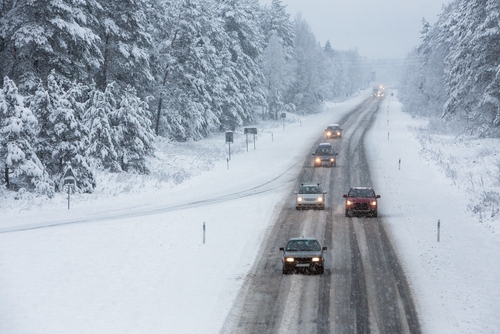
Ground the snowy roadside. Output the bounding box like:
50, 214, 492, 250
367, 93, 500, 333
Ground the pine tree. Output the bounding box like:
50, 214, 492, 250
111, 85, 155, 173
43, 73, 95, 192
0, 76, 44, 190
0, 0, 102, 88
95, 0, 154, 92
85, 83, 119, 171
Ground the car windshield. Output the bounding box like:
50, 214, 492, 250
349, 188, 375, 198
328, 125, 340, 130
285, 239, 321, 252
298, 186, 321, 194
315, 147, 334, 155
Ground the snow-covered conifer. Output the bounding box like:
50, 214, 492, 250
0, 77, 44, 190
111, 85, 155, 173
85, 83, 119, 171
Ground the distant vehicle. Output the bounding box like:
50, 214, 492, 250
325, 124, 342, 139
343, 187, 380, 217
295, 183, 326, 210
312, 143, 338, 167
280, 237, 327, 274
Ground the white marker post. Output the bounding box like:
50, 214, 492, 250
203, 222, 206, 244
437, 220, 440, 242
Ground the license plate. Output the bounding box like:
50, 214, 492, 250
296, 263, 310, 267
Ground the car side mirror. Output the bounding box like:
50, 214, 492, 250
335, 153, 338, 156
343, 194, 347, 198
312, 153, 315, 156
323, 191, 327, 194
279, 247, 284, 251
322, 247, 327, 250
294, 191, 298, 194
376, 195, 381, 198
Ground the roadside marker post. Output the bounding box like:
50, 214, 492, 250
203, 222, 206, 244
437, 220, 440, 242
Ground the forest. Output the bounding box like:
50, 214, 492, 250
0, 0, 371, 195
3, 0, 498, 196
399, 0, 500, 137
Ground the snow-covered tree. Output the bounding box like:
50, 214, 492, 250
85, 83, 119, 171
0, 77, 44, 190
217, 0, 266, 129
35, 73, 95, 192
261, 32, 291, 119
285, 15, 326, 114
261, 0, 294, 60
111, 85, 155, 173
95, 0, 154, 91
0, 0, 102, 89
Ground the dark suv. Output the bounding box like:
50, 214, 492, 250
325, 124, 342, 139
280, 237, 327, 274
312, 143, 338, 167
343, 187, 380, 217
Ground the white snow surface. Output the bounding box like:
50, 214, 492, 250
1, 89, 499, 333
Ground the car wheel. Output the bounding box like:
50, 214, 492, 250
321, 205, 325, 210
373, 210, 378, 217
296, 207, 300, 210
282, 267, 289, 275
345, 209, 350, 217
317, 267, 324, 275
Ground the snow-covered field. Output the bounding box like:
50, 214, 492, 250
1, 89, 499, 333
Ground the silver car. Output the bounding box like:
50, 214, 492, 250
295, 183, 327, 210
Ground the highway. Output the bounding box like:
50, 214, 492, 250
220, 97, 421, 334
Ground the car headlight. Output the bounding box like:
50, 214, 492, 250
297, 197, 303, 202
285, 257, 294, 262
317, 197, 323, 202
330, 158, 335, 162
312, 257, 321, 262
315, 158, 321, 163
337, 132, 341, 135
327, 131, 331, 136
370, 201, 377, 206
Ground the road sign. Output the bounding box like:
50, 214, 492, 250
244, 127, 257, 134
225, 131, 233, 143
281, 113, 286, 119
63, 166, 76, 186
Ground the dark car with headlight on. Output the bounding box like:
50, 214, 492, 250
280, 237, 327, 274
343, 187, 380, 217
294, 183, 326, 210
312, 143, 338, 167
325, 123, 342, 139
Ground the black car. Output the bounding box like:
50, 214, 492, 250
280, 237, 327, 274
312, 143, 338, 167
325, 124, 342, 139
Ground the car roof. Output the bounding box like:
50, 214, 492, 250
318, 143, 333, 147
328, 123, 340, 127
288, 237, 319, 242
350, 186, 374, 190
300, 183, 321, 187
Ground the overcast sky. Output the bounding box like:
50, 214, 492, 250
259, 0, 452, 60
